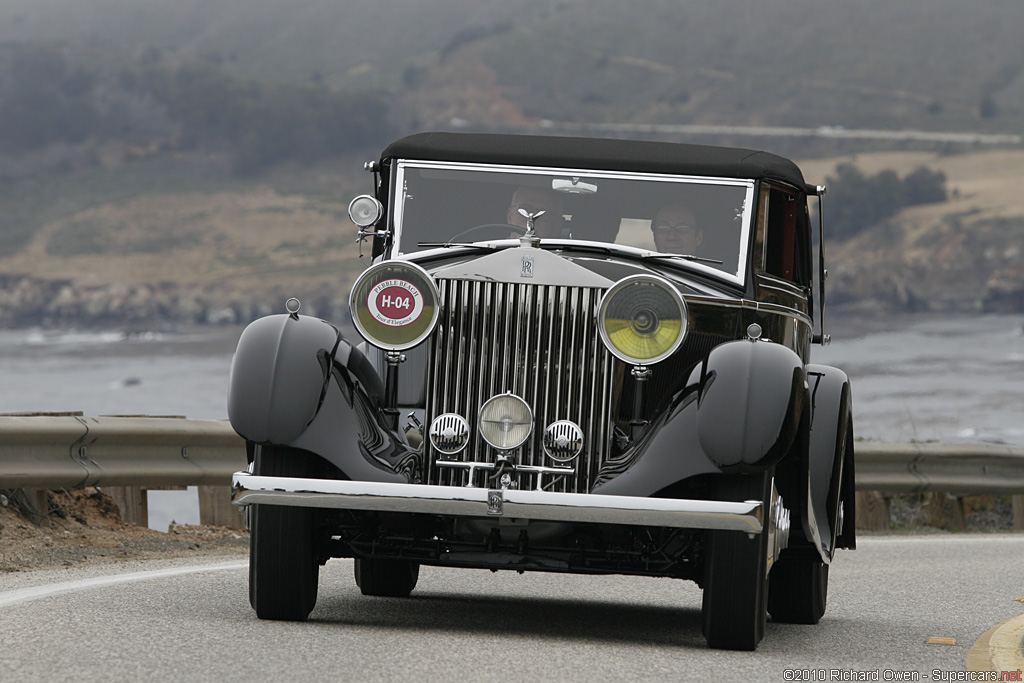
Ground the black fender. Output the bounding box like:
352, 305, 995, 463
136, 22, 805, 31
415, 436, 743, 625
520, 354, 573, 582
695, 339, 805, 472
228, 314, 411, 483
593, 339, 804, 497
805, 363, 856, 554
777, 363, 854, 562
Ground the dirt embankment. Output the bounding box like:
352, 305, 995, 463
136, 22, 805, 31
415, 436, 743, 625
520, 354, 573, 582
0, 488, 248, 573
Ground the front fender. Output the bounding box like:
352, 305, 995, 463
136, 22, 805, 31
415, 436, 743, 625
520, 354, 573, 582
805, 363, 855, 554
592, 339, 805, 497
227, 314, 412, 483
696, 339, 805, 471
228, 314, 340, 444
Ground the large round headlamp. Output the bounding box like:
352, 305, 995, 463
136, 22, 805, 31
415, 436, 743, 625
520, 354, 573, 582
478, 393, 533, 451
598, 275, 687, 365
350, 261, 439, 351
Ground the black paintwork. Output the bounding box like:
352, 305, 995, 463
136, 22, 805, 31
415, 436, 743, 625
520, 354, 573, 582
230, 135, 855, 572
382, 132, 811, 191
228, 313, 414, 484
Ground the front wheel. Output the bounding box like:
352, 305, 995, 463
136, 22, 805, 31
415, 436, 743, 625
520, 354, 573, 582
701, 528, 769, 650
701, 474, 771, 650
248, 445, 321, 621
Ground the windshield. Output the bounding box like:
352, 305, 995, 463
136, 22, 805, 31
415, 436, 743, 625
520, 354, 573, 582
391, 161, 755, 283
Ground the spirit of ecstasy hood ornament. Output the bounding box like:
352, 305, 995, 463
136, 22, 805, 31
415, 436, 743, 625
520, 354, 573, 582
517, 207, 545, 248
518, 208, 545, 238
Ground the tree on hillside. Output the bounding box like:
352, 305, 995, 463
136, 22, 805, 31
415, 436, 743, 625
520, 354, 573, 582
0, 45, 98, 152
0, 43, 394, 173
826, 164, 947, 240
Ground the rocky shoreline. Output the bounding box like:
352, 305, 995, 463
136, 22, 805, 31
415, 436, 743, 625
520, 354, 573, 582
2, 267, 1022, 330
0, 275, 356, 329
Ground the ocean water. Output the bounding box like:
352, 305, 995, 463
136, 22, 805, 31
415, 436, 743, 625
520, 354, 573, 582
0, 326, 241, 531
2, 313, 1023, 528
813, 313, 1024, 447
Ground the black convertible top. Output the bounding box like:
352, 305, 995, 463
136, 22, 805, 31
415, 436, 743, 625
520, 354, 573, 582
381, 132, 810, 190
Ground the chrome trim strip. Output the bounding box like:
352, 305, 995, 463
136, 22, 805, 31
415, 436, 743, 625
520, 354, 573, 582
232, 473, 764, 532
683, 294, 813, 325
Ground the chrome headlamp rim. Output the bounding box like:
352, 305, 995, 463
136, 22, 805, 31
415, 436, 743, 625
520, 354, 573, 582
478, 393, 533, 451
348, 194, 383, 228
349, 260, 440, 351
597, 274, 688, 365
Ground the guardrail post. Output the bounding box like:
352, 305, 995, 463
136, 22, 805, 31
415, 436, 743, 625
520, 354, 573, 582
103, 486, 148, 527
856, 491, 890, 530
32, 489, 50, 522
1014, 495, 1024, 531
198, 485, 244, 528
925, 493, 966, 531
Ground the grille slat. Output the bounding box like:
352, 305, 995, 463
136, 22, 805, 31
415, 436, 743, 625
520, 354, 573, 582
424, 279, 614, 493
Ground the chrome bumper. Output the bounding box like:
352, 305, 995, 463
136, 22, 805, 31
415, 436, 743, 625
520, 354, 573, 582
232, 473, 764, 532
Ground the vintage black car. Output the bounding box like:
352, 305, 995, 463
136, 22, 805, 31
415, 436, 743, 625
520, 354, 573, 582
228, 132, 856, 650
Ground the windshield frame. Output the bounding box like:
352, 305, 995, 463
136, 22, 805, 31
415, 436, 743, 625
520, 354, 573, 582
389, 159, 757, 287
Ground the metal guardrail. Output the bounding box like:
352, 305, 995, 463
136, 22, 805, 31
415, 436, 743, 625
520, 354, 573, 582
2, 416, 1024, 495
0, 415, 245, 489
854, 441, 1024, 495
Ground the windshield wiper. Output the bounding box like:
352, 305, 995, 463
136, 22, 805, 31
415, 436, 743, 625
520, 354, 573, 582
417, 241, 501, 251
644, 253, 724, 265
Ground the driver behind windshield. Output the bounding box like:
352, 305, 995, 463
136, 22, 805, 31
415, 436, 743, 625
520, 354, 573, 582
507, 187, 565, 238
652, 204, 704, 255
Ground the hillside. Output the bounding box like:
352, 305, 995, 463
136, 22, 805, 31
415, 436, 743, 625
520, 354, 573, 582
1, 0, 1023, 326
1, 148, 1022, 328
804, 151, 1024, 314
0, 0, 1022, 134
0, 154, 370, 327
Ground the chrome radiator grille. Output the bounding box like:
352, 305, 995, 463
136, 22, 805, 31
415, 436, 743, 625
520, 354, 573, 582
423, 279, 614, 493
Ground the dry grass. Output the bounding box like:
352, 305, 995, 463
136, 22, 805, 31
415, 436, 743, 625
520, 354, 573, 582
0, 187, 365, 296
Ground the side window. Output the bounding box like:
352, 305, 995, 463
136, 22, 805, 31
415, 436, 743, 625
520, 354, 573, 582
756, 184, 809, 287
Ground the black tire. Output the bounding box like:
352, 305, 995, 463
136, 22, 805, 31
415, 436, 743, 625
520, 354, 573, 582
354, 558, 420, 597
248, 445, 320, 621
767, 398, 847, 625
768, 557, 828, 624
701, 474, 771, 651
702, 528, 769, 650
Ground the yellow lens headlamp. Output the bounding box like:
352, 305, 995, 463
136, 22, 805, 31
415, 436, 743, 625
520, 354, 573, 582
598, 275, 687, 365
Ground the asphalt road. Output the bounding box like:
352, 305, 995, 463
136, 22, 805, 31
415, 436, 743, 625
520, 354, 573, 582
2, 534, 1023, 682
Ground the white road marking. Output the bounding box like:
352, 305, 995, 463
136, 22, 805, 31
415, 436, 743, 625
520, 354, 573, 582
0, 560, 247, 608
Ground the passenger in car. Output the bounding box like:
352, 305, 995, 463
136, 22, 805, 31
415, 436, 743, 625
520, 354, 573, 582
507, 187, 565, 238
652, 204, 704, 255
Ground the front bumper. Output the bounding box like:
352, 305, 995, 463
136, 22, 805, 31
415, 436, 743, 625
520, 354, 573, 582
232, 473, 764, 532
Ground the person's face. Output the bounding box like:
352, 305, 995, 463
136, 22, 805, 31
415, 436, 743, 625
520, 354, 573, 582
508, 188, 564, 238
652, 205, 703, 254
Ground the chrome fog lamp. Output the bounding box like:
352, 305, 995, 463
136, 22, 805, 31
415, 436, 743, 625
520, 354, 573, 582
348, 194, 383, 227
350, 261, 440, 351
428, 413, 471, 456
542, 420, 584, 463
478, 393, 533, 451
598, 275, 687, 365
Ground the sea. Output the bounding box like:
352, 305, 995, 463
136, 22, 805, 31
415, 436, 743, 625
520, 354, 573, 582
2, 312, 1023, 529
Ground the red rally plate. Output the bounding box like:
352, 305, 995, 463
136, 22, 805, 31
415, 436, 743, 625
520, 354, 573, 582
366, 279, 424, 327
